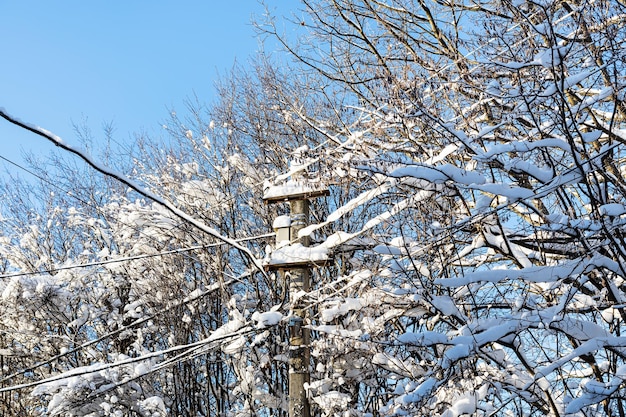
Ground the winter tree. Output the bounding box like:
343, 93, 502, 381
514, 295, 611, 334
1, 0, 626, 416
258, 0, 626, 415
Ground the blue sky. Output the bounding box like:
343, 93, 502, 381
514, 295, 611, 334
0, 1, 292, 177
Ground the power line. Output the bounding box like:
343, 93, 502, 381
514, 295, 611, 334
0, 152, 278, 384
0, 153, 106, 210
0, 152, 194, 258
0, 321, 262, 394
0, 140, 284, 387
0, 232, 275, 280
0, 151, 280, 279
0, 274, 238, 385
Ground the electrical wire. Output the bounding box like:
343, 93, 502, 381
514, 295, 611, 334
0, 273, 240, 386
0, 232, 275, 280
0, 149, 279, 277
0, 129, 291, 277
0, 154, 277, 387
0, 154, 114, 214
0, 321, 262, 394
0, 154, 279, 384
0, 152, 196, 258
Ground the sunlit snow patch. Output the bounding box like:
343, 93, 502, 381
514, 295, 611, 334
266, 243, 330, 267
252, 310, 283, 328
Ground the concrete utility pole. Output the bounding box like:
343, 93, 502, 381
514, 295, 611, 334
264, 176, 329, 417
288, 198, 311, 417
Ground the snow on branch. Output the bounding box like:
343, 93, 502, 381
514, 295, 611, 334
4, 324, 257, 395
0, 107, 268, 278
434, 253, 619, 287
